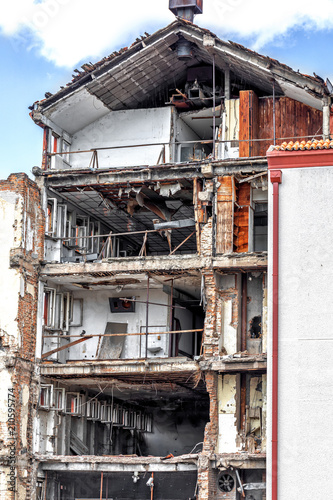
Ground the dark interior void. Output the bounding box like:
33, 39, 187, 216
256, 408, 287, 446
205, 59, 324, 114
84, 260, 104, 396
63, 380, 209, 457
45, 471, 197, 500
253, 203, 267, 252
70, 399, 208, 457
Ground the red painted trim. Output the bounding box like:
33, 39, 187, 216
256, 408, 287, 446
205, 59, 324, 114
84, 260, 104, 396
267, 149, 333, 169
53, 135, 58, 153
270, 169, 281, 500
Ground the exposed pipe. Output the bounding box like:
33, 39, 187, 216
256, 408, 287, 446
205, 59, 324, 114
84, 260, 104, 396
272, 81, 276, 146
270, 169, 282, 500
151, 472, 154, 500
100, 472, 104, 500
322, 96, 331, 140
145, 275, 150, 358
168, 279, 174, 357
241, 273, 247, 352
106, 475, 108, 500
212, 53, 216, 159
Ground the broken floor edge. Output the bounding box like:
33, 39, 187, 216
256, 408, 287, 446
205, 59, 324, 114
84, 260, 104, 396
36, 452, 266, 471
40, 252, 268, 277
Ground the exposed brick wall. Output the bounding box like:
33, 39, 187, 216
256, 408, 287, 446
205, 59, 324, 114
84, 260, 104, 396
0, 174, 44, 500
202, 372, 218, 455
197, 454, 218, 500
202, 271, 218, 358
200, 217, 213, 256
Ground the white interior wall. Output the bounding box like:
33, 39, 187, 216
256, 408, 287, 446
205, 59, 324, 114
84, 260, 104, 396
0, 191, 23, 346
70, 107, 172, 169
67, 289, 169, 360
217, 374, 241, 453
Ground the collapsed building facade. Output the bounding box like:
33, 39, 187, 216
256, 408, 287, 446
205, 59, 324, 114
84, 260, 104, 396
0, 3, 331, 499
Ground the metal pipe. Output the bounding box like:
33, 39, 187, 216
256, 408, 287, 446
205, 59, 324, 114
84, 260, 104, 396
212, 53, 216, 159
176, 7, 194, 22
100, 472, 104, 500
224, 68, 230, 100
323, 96, 331, 140
273, 81, 276, 146
150, 472, 154, 500
169, 279, 174, 357
145, 276, 150, 358
106, 475, 108, 500
241, 273, 247, 352
270, 169, 282, 500
42, 328, 204, 339
46, 133, 325, 157
119, 297, 187, 310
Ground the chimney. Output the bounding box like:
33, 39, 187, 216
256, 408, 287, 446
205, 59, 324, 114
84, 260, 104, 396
169, 0, 203, 23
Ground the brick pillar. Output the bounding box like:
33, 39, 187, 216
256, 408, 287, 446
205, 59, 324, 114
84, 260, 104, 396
198, 372, 219, 499
202, 271, 219, 358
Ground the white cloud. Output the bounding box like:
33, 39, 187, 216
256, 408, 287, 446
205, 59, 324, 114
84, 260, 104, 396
199, 0, 333, 50
1, 0, 333, 68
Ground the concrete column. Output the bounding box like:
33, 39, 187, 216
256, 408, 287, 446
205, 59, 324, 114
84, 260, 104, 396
322, 96, 331, 139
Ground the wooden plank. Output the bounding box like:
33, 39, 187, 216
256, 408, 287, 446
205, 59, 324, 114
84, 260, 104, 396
216, 176, 234, 254
239, 90, 259, 157
257, 96, 323, 155
41, 336, 93, 359
234, 183, 251, 253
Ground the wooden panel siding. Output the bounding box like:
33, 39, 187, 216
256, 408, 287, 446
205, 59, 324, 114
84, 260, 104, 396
216, 176, 235, 254
257, 96, 323, 156
239, 90, 259, 157
234, 183, 251, 253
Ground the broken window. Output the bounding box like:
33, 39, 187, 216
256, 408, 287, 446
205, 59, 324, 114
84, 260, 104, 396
86, 399, 101, 421
43, 288, 73, 331
46, 198, 57, 237
39, 384, 53, 409
62, 139, 70, 164
53, 387, 66, 412
66, 393, 85, 416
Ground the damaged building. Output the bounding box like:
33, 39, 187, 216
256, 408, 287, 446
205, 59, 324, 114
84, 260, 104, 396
0, 1, 332, 499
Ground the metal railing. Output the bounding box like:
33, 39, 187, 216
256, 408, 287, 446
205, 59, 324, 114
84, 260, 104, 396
45, 134, 324, 171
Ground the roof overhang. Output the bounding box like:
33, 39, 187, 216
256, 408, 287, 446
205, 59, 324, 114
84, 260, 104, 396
31, 20, 328, 135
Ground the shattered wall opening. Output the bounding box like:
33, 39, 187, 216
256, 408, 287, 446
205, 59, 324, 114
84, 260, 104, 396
39, 272, 204, 363
44, 179, 197, 264
36, 374, 209, 458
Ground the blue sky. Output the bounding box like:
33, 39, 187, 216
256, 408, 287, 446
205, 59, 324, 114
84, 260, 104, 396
1, 0, 333, 179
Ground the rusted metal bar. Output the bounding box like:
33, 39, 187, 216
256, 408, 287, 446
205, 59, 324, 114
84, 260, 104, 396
241, 273, 247, 352
139, 232, 148, 257
273, 81, 276, 146
240, 373, 247, 443
49, 227, 186, 242
169, 231, 195, 255
119, 297, 186, 310
95, 335, 102, 358
47, 133, 325, 158
100, 472, 103, 500
151, 472, 154, 500
41, 335, 93, 359
42, 329, 203, 339
145, 276, 150, 358
43, 471, 47, 500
